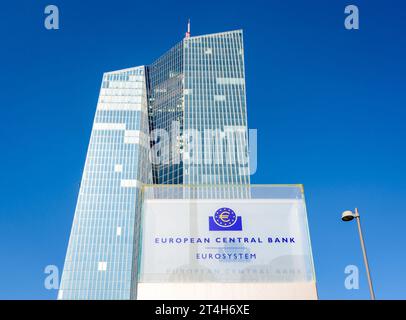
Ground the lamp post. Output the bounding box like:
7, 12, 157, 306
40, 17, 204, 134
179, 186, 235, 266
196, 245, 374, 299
341, 208, 375, 300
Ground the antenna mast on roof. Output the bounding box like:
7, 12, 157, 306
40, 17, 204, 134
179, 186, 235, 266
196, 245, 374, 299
185, 19, 191, 38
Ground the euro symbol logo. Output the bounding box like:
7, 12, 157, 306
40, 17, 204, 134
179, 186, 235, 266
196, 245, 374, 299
209, 207, 242, 231
219, 212, 230, 223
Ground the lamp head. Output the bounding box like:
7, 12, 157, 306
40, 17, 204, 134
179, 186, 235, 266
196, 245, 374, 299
342, 210, 355, 222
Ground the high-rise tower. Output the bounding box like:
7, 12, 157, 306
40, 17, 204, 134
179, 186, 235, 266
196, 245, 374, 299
58, 66, 152, 299
59, 29, 250, 299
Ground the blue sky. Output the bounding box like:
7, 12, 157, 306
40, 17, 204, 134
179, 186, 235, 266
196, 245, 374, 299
0, 0, 405, 299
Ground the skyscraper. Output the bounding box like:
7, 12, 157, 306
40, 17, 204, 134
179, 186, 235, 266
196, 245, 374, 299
59, 29, 250, 300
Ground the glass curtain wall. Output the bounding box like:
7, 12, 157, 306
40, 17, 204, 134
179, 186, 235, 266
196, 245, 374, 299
58, 66, 152, 300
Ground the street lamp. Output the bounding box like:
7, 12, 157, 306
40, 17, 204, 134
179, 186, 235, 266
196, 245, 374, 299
341, 208, 375, 300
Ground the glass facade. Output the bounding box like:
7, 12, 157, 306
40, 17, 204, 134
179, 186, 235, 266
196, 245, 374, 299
59, 30, 251, 299
58, 66, 152, 299
183, 30, 250, 186
147, 42, 184, 184
147, 30, 250, 187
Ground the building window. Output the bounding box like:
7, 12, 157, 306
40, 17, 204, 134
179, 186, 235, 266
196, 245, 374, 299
98, 261, 107, 271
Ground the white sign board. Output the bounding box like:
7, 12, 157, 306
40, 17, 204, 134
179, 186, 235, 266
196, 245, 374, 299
138, 198, 317, 299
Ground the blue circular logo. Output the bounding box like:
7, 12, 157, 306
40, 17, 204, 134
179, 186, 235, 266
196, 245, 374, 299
213, 207, 237, 228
